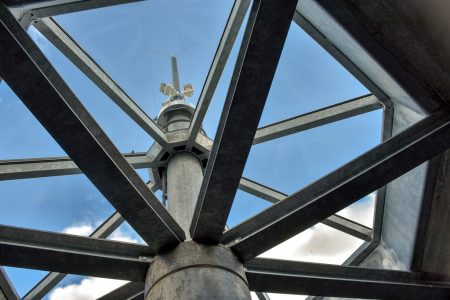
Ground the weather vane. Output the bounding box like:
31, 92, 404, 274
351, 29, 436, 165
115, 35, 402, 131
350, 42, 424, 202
159, 56, 194, 101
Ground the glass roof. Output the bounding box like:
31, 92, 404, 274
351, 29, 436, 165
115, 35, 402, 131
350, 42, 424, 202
0, 0, 386, 298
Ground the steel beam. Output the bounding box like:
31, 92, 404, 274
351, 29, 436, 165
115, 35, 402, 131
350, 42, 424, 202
0, 152, 154, 181
239, 177, 371, 241
0, 267, 19, 300
245, 258, 450, 299
7, 0, 144, 19
0, 3, 185, 251
190, 0, 297, 243
97, 282, 144, 300
0, 225, 152, 281
223, 109, 450, 261
33, 17, 170, 150
187, 0, 250, 147
253, 94, 382, 144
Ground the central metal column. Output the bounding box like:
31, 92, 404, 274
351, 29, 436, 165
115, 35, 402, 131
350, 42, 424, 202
146, 59, 251, 300
166, 151, 203, 237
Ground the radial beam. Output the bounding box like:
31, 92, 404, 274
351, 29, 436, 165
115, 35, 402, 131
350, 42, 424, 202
253, 94, 382, 145
246, 258, 450, 299
33, 17, 170, 149
0, 3, 185, 250
239, 177, 371, 241
97, 282, 144, 300
7, 0, 144, 19
190, 0, 297, 243
0, 152, 154, 181
0, 267, 19, 300
0, 225, 152, 281
223, 109, 450, 261
187, 0, 250, 147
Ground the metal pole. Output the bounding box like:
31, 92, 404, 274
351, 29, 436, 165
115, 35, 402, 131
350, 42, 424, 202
171, 56, 181, 93
166, 151, 203, 238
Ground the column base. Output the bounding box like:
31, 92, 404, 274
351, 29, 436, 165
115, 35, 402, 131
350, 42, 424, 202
145, 241, 251, 300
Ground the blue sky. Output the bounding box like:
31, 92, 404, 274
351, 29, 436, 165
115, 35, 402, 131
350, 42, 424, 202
0, 0, 382, 298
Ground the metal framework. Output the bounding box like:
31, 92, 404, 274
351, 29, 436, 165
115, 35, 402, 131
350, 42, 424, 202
0, 0, 449, 299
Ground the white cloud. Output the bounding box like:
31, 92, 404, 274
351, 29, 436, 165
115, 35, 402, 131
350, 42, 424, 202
63, 224, 93, 236
109, 229, 139, 243
49, 277, 128, 300
62, 222, 139, 243
51, 222, 139, 300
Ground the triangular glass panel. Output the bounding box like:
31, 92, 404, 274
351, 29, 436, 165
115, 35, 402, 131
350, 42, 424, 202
259, 21, 369, 127
51, 0, 234, 121
107, 221, 145, 245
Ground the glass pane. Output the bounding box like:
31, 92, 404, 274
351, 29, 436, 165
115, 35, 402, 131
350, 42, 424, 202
0, 174, 115, 233
0, 81, 66, 159
227, 190, 271, 228
244, 110, 383, 195
3, 267, 46, 298
259, 223, 365, 265
259, 21, 369, 127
